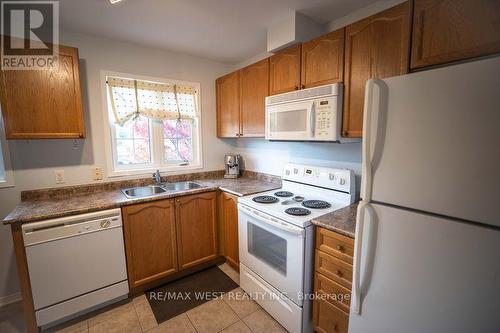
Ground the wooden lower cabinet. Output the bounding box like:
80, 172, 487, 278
176, 191, 218, 270
221, 192, 239, 269
313, 227, 355, 333
313, 298, 349, 333
122, 199, 178, 288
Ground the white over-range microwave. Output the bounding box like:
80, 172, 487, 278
265, 83, 349, 142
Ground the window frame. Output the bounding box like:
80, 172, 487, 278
100, 70, 203, 178
0, 108, 14, 188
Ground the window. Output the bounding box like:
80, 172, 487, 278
102, 72, 202, 176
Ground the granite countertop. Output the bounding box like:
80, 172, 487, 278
312, 202, 359, 238
3, 176, 281, 225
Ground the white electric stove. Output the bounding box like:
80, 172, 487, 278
238, 163, 356, 333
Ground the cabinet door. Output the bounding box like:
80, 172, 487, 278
313, 297, 349, 333
221, 192, 239, 269
216, 71, 240, 138
343, 2, 411, 138
240, 58, 269, 137
176, 191, 218, 270
301, 28, 345, 89
122, 200, 178, 288
411, 0, 500, 69
269, 44, 301, 95
0, 45, 85, 139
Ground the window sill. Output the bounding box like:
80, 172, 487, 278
107, 164, 203, 178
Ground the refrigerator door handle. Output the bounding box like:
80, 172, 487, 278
361, 78, 383, 201
352, 200, 375, 315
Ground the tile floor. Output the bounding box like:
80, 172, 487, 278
0, 263, 288, 333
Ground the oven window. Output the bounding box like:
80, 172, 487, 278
247, 222, 287, 275
269, 109, 307, 132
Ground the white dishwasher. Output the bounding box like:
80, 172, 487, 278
22, 208, 129, 327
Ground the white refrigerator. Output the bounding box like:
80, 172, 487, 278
349, 56, 500, 333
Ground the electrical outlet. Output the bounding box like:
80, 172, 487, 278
92, 167, 103, 181
55, 170, 65, 184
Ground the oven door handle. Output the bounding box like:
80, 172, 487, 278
238, 204, 304, 236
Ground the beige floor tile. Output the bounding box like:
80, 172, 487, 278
0, 301, 26, 333
243, 309, 287, 333
186, 298, 239, 333
220, 320, 252, 333
87, 301, 134, 327
222, 288, 260, 319
218, 263, 240, 284
146, 314, 196, 333
48, 318, 89, 333
88, 304, 141, 333
132, 295, 158, 331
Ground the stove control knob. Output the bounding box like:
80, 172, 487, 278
340, 178, 346, 185
293, 168, 299, 174
286, 170, 290, 176
329, 173, 335, 180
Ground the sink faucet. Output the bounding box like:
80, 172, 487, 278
153, 170, 162, 185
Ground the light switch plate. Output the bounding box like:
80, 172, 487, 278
92, 167, 103, 181
55, 170, 65, 184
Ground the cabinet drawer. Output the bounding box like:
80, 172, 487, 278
313, 298, 349, 333
315, 250, 352, 290
316, 227, 354, 264
314, 272, 351, 314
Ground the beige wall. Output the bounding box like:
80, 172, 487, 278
0, 31, 233, 301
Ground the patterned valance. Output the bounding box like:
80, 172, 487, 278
107, 77, 198, 125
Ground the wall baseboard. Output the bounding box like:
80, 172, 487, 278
0, 292, 22, 307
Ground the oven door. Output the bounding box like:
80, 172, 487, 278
265, 100, 314, 140
238, 203, 305, 306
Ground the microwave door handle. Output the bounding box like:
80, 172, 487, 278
309, 102, 316, 137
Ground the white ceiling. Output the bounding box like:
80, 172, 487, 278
60, 0, 378, 64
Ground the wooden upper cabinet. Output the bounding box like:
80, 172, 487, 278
240, 58, 269, 137
216, 71, 240, 137
343, 1, 411, 138
122, 200, 178, 288
411, 0, 500, 69
221, 192, 239, 269
301, 28, 345, 89
0, 44, 85, 139
269, 44, 301, 95
175, 191, 218, 270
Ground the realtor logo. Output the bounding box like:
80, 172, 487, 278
1, 0, 59, 70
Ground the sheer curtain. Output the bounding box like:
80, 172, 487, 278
107, 77, 198, 125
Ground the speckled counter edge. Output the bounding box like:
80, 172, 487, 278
311, 202, 359, 238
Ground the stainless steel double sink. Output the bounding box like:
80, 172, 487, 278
121, 181, 204, 199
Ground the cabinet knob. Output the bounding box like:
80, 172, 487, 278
294, 85, 299, 90
236, 133, 240, 137
336, 245, 344, 252
301, 84, 305, 89
335, 270, 342, 277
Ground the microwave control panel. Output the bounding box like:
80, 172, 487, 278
313, 97, 338, 140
